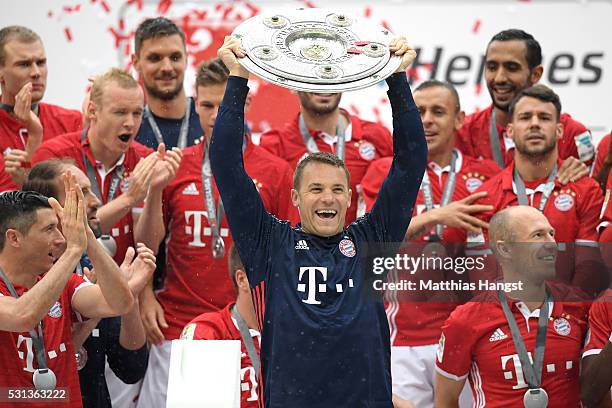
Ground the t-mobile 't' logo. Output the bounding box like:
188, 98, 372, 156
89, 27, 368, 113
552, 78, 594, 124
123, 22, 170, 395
297, 267, 328, 305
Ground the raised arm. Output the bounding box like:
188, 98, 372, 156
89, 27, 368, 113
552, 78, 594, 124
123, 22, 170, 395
209, 36, 275, 271
368, 39, 427, 243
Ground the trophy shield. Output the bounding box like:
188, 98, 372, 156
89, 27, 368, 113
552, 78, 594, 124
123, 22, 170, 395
232, 8, 402, 92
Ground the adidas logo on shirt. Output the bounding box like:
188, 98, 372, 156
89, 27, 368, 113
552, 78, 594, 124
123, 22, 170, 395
489, 328, 508, 342
182, 182, 199, 196
295, 240, 309, 250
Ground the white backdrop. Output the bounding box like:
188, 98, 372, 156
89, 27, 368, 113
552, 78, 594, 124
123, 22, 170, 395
2, 0, 610, 142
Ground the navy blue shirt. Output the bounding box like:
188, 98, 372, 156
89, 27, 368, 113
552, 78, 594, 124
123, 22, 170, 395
135, 97, 203, 149
210, 74, 426, 408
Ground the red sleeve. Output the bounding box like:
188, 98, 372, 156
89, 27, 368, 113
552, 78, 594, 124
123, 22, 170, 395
583, 291, 612, 356
436, 304, 477, 380
31, 141, 64, 164
558, 113, 594, 164
361, 121, 393, 157
593, 134, 610, 177
577, 179, 604, 242
360, 158, 392, 212
67, 274, 93, 323
277, 161, 298, 224
258, 129, 282, 156
0, 156, 18, 192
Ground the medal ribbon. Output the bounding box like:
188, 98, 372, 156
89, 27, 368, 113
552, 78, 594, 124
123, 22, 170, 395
420, 150, 459, 238
513, 164, 557, 212
489, 109, 506, 167
80, 128, 125, 204
498, 289, 551, 390
201, 142, 225, 257
231, 305, 261, 380
298, 113, 347, 161
0, 268, 50, 372
144, 98, 191, 149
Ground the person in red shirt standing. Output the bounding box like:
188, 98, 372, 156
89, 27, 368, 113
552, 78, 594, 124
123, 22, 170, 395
180, 245, 260, 407
135, 58, 293, 408
580, 288, 612, 407
468, 84, 605, 298
31, 68, 180, 266
435, 206, 589, 408
259, 79, 393, 224
457, 29, 593, 173
361, 80, 497, 408
0, 26, 82, 191
0, 175, 138, 407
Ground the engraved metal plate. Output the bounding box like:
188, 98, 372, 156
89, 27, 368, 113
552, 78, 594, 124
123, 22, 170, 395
232, 8, 401, 92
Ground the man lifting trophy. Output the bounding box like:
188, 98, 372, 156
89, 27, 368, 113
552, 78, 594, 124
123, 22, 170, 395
172, 8, 425, 408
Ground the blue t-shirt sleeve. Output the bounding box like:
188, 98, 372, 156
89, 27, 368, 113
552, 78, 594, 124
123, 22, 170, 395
209, 76, 278, 287
364, 73, 427, 243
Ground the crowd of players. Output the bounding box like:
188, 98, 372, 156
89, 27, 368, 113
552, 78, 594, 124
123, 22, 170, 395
0, 14, 610, 408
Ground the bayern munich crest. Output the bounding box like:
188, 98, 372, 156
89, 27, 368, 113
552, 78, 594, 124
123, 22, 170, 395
465, 177, 483, 193
358, 141, 376, 161
553, 317, 571, 336
554, 193, 575, 212
339, 239, 356, 257
48, 301, 62, 318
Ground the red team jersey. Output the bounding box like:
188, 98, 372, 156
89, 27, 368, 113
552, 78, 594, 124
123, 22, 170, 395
31, 131, 153, 264
259, 110, 393, 223
361, 150, 500, 346
592, 133, 611, 178
0, 103, 82, 192
583, 289, 612, 357
0, 274, 91, 408
436, 284, 589, 408
181, 304, 260, 407
159, 139, 293, 339
456, 105, 594, 166
470, 160, 603, 290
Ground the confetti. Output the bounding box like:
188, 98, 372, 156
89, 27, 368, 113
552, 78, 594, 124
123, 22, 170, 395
157, 0, 172, 15
64, 27, 73, 42
222, 5, 234, 21
100, 0, 110, 12
349, 104, 361, 116
126, 0, 143, 10
475, 83, 482, 95
364, 6, 372, 18
245, 2, 259, 16
472, 19, 481, 34
47, 10, 53, 17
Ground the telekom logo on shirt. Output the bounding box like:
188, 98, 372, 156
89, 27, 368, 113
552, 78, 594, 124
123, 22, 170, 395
500, 353, 575, 389
297, 267, 328, 305
184, 211, 229, 247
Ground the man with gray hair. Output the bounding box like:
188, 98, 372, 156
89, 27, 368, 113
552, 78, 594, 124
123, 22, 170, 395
0, 25, 82, 191
435, 205, 589, 407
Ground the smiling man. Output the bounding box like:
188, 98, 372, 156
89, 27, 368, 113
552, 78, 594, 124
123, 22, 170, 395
132, 17, 202, 150
435, 206, 590, 408
0, 25, 82, 192
211, 36, 426, 407
468, 84, 604, 297
456, 29, 593, 170
30, 68, 161, 265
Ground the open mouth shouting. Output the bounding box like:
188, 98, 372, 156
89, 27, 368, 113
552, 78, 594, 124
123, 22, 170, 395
118, 133, 132, 143
315, 209, 338, 221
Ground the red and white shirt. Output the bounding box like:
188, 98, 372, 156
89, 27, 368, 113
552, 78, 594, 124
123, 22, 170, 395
0, 103, 82, 192
598, 171, 612, 241
159, 139, 293, 339
456, 105, 594, 167
31, 131, 153, 264
592, 133, 611, 177
181, 303, 260, 407
583, 288, 612, 358
259, 110, 393, 224
360, 150, 500, 346
0, 274, 91, 408
436, 284, 589, 408
469, 160, 603, 290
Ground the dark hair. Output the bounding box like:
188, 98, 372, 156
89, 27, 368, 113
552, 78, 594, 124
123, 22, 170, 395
415, 79, 461, 111
196, 58, 229, 89
488, 29, 542, 70
228, 245, 245, 290
293, 152, 350, 190
0, 191, 51, 251
508, 84, 562, 122
0, 25, 41, 66
134, 17, 185, 56
595, 132, 612, 192
22, 159, 75, 200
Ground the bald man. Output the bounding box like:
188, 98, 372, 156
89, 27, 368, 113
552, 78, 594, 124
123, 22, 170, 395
435, 206, 589, 408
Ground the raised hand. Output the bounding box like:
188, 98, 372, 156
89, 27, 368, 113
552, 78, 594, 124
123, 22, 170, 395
124, 152, 158, 206
431, 191, 493, 234
49, 171, 88, 254
389, 36, 417, 72
150, 143, 183, 191
218, 35, 249, 78
14, 83, 43, 140
120, 243, 156, 296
